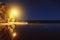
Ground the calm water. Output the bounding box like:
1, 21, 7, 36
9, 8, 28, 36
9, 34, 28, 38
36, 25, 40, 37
15, 24, 60, 40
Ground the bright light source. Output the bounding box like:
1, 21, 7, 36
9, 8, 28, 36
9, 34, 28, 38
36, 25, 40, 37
13, 10, 17, 15
7, 6, 20, 19
10, 8, 18, 18
13, 32, 16, 37
7, 7, 20, 22
7, 3, 26, 21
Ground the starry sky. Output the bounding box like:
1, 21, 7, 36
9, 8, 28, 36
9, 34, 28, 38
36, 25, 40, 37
1, 0, 60, 20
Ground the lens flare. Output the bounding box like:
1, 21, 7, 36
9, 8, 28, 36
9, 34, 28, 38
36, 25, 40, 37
7, 3, 26, 20
13, 10, 17, 15
8, 8, 19, 18
13, 32, 16, 37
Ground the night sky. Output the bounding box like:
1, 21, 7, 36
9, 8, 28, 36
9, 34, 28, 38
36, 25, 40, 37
22, 0, 60, 20
1, 0, 60, 20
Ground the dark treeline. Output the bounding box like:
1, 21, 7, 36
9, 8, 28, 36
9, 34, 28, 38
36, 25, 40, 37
18, 20, 60, 23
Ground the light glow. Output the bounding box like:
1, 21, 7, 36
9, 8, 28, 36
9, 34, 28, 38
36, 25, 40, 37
12, 10, 17, 16
9, 8, 19, 18
13, 32, 16, 37
0, 22, 28, 25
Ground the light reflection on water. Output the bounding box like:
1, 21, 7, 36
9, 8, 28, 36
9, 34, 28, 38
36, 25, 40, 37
15, 24, 60, 40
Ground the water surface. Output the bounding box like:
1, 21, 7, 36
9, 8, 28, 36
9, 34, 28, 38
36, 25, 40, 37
15, 24, 60, 40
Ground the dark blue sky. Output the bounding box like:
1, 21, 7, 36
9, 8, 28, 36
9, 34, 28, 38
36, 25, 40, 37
1, 0, 60, 20
23, 0, 60, 20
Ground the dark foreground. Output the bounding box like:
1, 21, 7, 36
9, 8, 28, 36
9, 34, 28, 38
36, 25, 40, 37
14, 24, 60, 40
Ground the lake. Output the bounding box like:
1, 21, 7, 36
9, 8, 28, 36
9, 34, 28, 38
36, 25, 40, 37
15, 24, 60, 40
